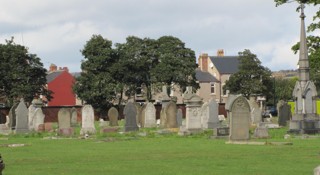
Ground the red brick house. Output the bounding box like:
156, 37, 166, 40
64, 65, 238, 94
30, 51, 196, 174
45, 64, 76, 106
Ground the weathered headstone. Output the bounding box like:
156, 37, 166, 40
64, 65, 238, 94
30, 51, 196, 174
229, 96, 251, 141
201, 99, 219, 129
253, 124, 269, 139
165, 101, 178, 128
80, 105, 96, 135
58, 108, 73, 136
134, 103, 142, 127
0, 116, 10, 135
108, 107, 119, 126
8, 102, 19, 130
176, 108, 183, 127
249, 97, 262, 124
314, 165, 320, 175
184, 87, 203, 131
278, 101, 292, 126
144, 102, 156, 128
28, 98, 43, 131
124, 102, 139, 132
159, 86, 171, 109
33, 108, 45, 132
70, 107, 78, 126
140, 104, 147, 128
15, 98, 29, 134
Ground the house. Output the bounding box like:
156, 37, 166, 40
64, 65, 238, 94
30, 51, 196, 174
44, 64, 76, 106
197, 50, 239, 103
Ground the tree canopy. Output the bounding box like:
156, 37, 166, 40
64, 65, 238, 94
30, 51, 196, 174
73, 34, 199, 115
0, 37, 52, 106
223, 49, 273, 99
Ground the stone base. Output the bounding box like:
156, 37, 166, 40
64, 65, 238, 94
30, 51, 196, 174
14, 128, 29, 134
124, 126, 139, 132
80, 127, 96, 135
100, 127, 120, 134
0, 124, 11, 135
178, 126, 203, 136
253, 126, 269, 139
288, 119, 320, 134
59, 128, 74, 136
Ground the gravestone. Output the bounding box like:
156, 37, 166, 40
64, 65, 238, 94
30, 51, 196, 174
184, 87, 203, 131
201, 99, 219, 129
70, 107, 78, 126
253, 124, 269, 139
229, 96, 251, 141
108, 107, 119, 126
8, 102, 19, 130
134, 103, 142, 127
249, 97, 262, 124
165, 101, 178, 128
33, 108, 45, 132
140, 104, 147, 128
159, 86, 171, 108
124, 102, 139, 132
277, 101, 292, 126
160, 106, 167, 128
15, 98, 29, 134
176, 108, 183, 127
0, 116, 10, 135
80, 105, 96, 135
314, 165, 320, 175
144, 102, 156, 128
58, 108, 73, 136
28, 104, 36, 131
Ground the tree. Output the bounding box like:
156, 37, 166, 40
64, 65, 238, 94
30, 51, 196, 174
275, 0, 320, 94
0, 37, 52, 106
152, 36, 199, 93
73, 35, 119, 116
223, 49, 273, 99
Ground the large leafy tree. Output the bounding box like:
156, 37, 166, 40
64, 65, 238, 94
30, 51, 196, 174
275, 0, 320, 94
152, 36, 199, 93
223, 49, 273, 99
73, 35, 119, 115
0, 37, 52, 106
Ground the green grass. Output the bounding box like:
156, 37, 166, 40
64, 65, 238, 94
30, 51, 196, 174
0, 126, 320, 175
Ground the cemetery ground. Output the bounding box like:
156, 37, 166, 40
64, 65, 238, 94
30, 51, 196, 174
1, 121, 320, 175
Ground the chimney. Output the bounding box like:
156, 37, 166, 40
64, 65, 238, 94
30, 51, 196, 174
49, 64, 57, 72
199, 53, 208, 72
217, 49, 224, 56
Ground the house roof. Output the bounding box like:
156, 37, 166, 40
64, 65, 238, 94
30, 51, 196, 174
195, 68, 219, 82
209, 56, 239, 74
46, 71, 63, 83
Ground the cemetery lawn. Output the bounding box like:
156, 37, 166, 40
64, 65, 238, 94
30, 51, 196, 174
1, 128, 320, 175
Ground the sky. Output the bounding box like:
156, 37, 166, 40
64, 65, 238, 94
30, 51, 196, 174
0, 0, 318, 73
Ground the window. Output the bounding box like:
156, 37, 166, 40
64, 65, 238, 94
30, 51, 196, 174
210, 82, 215, 94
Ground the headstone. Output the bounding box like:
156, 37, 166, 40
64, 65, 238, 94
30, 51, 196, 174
176, 108, 183, 127
124, 102, 139, 132
70, 107, 78, 126
0, 115, 10, 134
160, 107, 167, 128
33, 108, 45, 132
201, 99, 219, 129
140, 104, 147, 128
58, 108, 73, 136
278, 101, 292, 126
249, 97, 262, 124
8, 102, 19, 130
314, 165, 320, 175
229, 96, 251, 141
253, 124, 269, 138
159, 86, 171, 108
144, 102, 156, 128
15, 98, 29, 134
108, 107, 119, 126
28, 104, 36, 131
184, 87, 203, 131
165, 101, 178, 128
80, 105, 96, 135
134, 103, 142, 127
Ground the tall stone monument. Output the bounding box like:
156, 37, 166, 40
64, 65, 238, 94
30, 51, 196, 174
80, 105, 96, 135
289, 4, 320, 134
15, 98, 29, 134
183, 86, 203, 131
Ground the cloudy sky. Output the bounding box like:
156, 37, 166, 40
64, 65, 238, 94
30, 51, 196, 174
0, 0, 318, 72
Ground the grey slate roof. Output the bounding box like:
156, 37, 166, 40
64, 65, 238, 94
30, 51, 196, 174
209, 56, 239, 74
195, 68, 219, 82
46, 71, 63, 83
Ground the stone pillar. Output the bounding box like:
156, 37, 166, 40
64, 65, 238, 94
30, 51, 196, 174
183, 87, 203, 132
